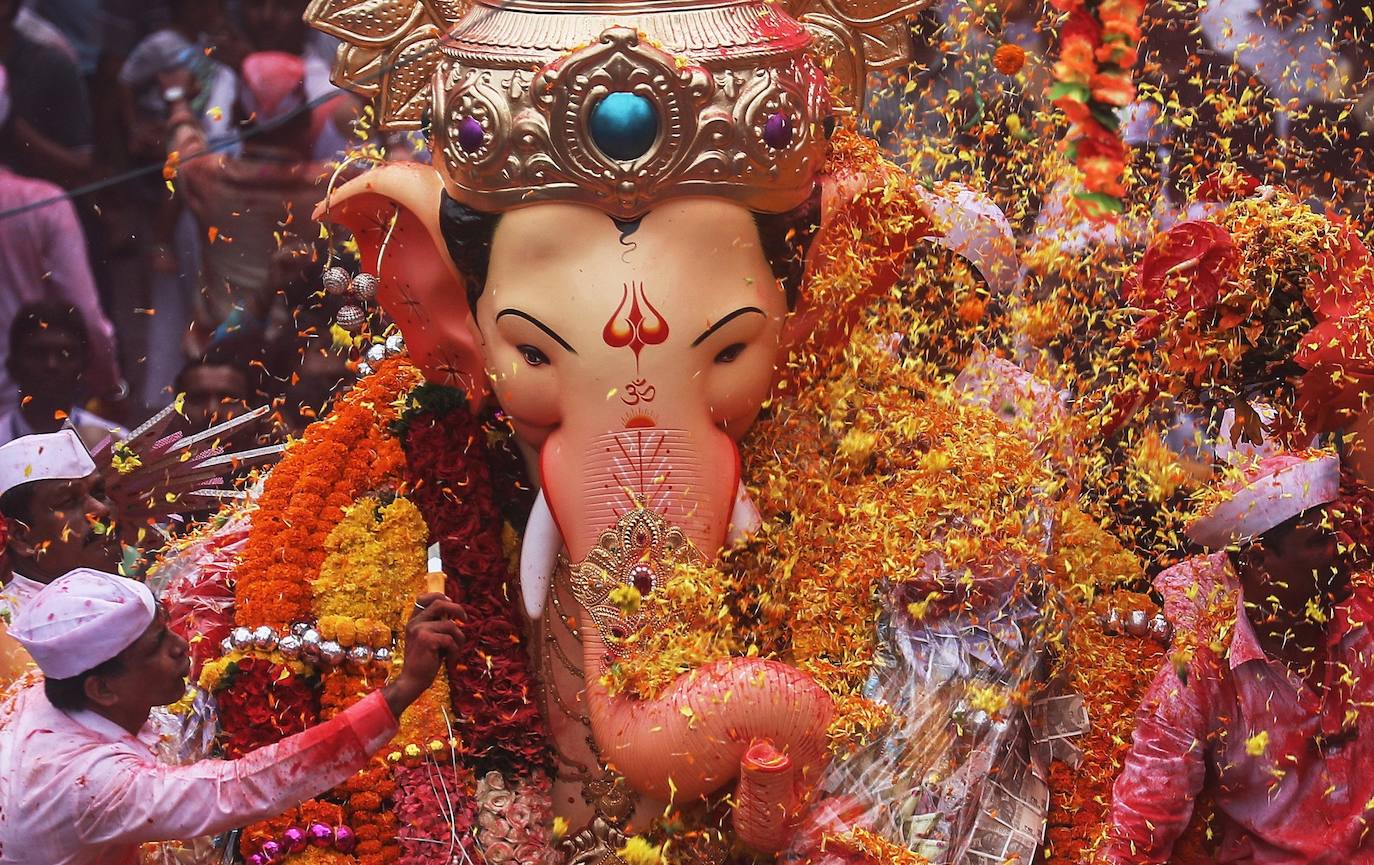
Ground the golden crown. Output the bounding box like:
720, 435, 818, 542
307, 0, 927, 217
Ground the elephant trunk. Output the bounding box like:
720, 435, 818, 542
581, 628, 834, 852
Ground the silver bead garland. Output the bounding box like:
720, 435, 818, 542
215, 623, 396, 666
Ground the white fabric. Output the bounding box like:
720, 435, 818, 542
0, 408, 127, 450
0, 429, 96, 498
0, 573, 45, 626
1187, 452, 1342, 549
8, 569, 155, 680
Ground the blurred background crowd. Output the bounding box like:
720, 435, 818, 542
0, 0, 1369, 460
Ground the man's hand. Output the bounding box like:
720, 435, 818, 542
381, 593, 464, 718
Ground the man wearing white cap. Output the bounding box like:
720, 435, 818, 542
0, 568, 462, 864
1100, 450, 1374, 863
0, 429, 121, 623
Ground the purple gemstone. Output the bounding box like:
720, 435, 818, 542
283, 827, 307, 853
457, 116, 485, 153
334, 825, 358, 854
762, 112, 792, 149
307, 822, 334, 847
260, 840, 283, 863
247, 857, 265, 865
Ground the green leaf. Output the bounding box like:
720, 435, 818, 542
1049, 82, 1091, 102
1074, 191, 1126, 215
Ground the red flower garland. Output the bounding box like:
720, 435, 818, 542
397, 387, 551, 776
392, 763, 480, 864
1050, 0, 1142, 217
214, 658, 319, 759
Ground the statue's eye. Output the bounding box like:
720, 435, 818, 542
518, 345, 550, 367
714, 343, 746, 364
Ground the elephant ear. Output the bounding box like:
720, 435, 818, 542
781, 149, 935, 361
314, 164, 489, 403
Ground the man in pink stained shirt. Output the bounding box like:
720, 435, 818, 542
1100, 450, 1374, 864
0, 568, 463, 864
0, 65, 122, 417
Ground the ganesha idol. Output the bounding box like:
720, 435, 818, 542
305, 0, 1016, 855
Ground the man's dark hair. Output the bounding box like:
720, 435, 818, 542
44, 653, 125, 711
0, 483, 38, 526
8, 301, 90, 356
440, 186, 825, 313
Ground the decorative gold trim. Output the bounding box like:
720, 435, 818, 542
567, 505, 704, 646
307, 0, 932, 211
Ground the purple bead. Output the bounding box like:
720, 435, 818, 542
283, 826, 307, 853
762, 112, 792, 149
457, 116, 485, 153
260, 840, 283, 863
307, 822, 334, 847
247, 857, 265, 865
334, 825, 358, 854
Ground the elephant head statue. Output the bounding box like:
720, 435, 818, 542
306, 0, 960, 849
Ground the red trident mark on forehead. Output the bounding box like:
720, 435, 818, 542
603, 282, 669, 369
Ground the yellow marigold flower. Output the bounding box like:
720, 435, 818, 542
617, 837, 665, 865
609, 584, 643, 614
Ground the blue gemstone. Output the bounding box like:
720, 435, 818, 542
589, 92, 658, 161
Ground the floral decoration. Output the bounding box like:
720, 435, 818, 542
1049, 0, 1142, 215
397, 385, 551, 776
235, 359, 419, 629
1129, 187, 1374, 438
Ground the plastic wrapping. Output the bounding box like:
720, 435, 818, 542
788, 507, 1084, 865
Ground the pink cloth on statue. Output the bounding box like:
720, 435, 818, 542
0, 686, 396, 864
1100, 580, 1374, 864
0, 167, 120, 415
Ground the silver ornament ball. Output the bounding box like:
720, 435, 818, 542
365, 343, 387, 365
252, 625, 277, 651
372, 646, 392, 665
336, 304, 366, 333
291, 622, 310, 637
319, 640, 346, 666
1147, 613, 1173, 645
300, 629, 322, 657
277, 634, 303, 658
322, 266, 351, 296
1125, 609, 1150, 638
230, 626, 254, 651
349, 272, 379, 302
348, 645, 373, 667
219, 637, 234, 655
1102, 606, 1123, 635
384, 333, 405, 356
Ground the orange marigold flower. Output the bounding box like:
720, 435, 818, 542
993, 43, 1027, 75
1054, 37, 1097, 86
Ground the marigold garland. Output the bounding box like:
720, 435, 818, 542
1049, 0, 1142, 215
235, 359, 420, 629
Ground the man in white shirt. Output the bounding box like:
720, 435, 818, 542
0, 428, 122, 625
0, 568, 462, 864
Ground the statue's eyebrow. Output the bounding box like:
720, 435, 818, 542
692, 306, 765, 347
496, 308, 578, 354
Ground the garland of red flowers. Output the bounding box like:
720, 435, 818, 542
395, 384, 551, 777
214, 656, 320, 759
1049, 0, 1142, 217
